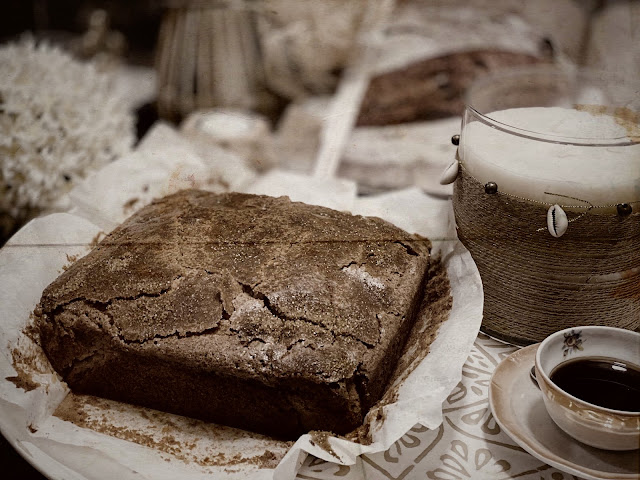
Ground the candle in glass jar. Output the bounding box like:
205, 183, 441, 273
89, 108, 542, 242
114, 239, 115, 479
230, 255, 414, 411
460, 107, 640, 207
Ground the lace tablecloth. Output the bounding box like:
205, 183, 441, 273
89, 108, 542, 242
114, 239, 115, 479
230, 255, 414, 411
296, 333, 580, 480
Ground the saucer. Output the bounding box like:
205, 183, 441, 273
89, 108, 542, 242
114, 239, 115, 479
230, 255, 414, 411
489, 344, 639, 480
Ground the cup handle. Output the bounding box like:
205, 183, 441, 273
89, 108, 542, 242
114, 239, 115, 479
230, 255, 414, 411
530, 366, 540, 389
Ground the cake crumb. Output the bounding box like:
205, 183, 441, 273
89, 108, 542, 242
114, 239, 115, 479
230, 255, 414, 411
7, 320, 59, 392
308, 431, 340, 459
61, 253, 79, 271
123, 197, 140, 214
5, 372, 39, 392
89, 231, 107, 249
53, 392, 291, 469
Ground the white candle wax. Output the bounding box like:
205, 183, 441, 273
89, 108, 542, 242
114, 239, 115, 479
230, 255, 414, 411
195, 110, 269, 140
461, 107, 640, 207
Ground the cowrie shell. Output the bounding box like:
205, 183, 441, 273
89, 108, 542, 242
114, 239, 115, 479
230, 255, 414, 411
547, 204, 568, 237
439, 159, 459, 185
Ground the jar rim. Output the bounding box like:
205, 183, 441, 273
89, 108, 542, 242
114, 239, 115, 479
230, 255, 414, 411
463, 66, 640, 147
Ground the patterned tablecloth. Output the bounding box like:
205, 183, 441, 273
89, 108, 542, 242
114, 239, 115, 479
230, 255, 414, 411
295, 333, 580, 480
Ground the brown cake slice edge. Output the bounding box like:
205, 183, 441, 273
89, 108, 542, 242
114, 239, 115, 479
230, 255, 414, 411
35, 190, 431, 440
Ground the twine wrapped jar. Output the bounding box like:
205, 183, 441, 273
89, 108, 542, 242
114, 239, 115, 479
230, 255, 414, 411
447, 66, 640, 345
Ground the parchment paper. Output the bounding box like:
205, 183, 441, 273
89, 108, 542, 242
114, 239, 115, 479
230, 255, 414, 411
0, 128, 483, 480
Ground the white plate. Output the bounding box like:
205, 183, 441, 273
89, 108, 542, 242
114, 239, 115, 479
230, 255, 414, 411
489, 344, 640, 480
0, 188, 484, 480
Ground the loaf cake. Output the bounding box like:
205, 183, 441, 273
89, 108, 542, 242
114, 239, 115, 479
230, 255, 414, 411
357, 50, 545, 126
35, 190, 431, 439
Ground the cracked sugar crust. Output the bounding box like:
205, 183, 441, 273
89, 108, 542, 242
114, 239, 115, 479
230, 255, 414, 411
37, 190, 431, 385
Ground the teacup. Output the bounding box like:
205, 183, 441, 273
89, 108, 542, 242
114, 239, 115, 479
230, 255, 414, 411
534, 326, 640, 451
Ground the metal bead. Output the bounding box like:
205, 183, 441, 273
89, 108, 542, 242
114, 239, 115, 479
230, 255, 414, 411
617, 203, 633, 216
451, 134, 460, 146
484, 182, 498, 194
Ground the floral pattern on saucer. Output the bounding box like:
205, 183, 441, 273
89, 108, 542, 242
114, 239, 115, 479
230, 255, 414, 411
562, 329, 584, 357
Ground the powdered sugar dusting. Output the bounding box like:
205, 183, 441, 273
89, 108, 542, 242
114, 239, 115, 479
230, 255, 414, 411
342, 264, 385, 290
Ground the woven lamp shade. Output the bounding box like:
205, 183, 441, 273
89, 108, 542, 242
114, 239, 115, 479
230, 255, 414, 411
155, 0, 274, 121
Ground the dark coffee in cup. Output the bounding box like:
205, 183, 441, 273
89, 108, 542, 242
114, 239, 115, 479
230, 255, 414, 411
550, 357, 640, 413
534, 326, 640, 450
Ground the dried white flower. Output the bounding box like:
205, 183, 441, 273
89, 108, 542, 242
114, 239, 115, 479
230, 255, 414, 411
0, 38, 135, 219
